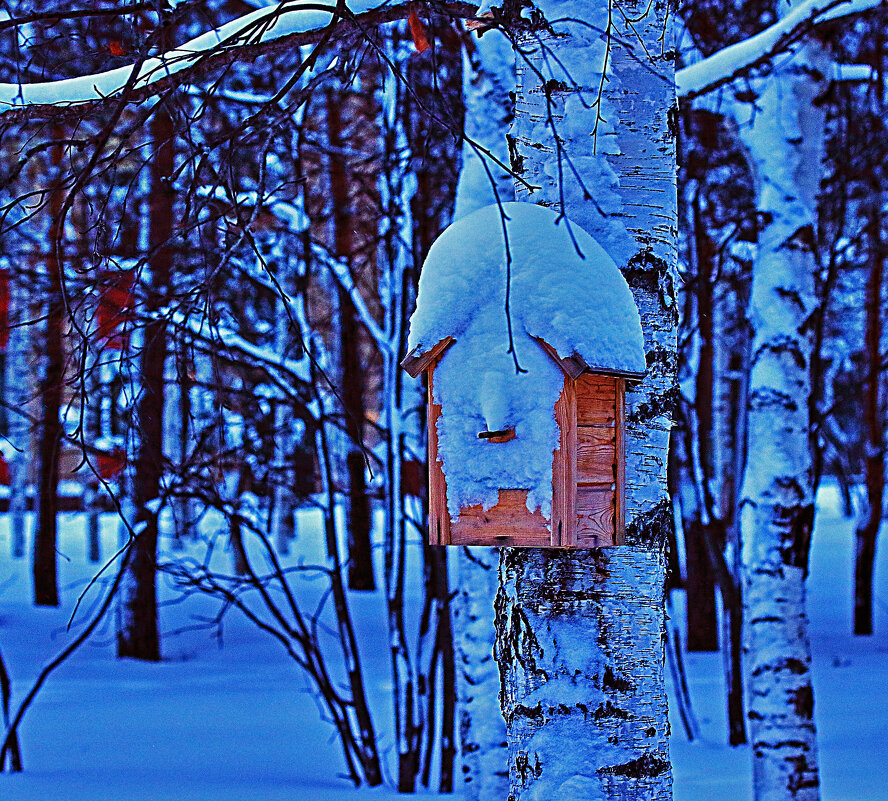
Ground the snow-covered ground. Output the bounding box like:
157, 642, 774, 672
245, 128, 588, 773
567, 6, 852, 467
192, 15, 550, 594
0, 485, 885, 800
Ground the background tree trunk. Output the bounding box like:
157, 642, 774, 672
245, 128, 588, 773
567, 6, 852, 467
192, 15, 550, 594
117, 104, 174, 662
736, 38, 827, 801
6, 271, 31, 561
33, 134, 64, 607
853, 169, 884, 636
325, 89, 376, 592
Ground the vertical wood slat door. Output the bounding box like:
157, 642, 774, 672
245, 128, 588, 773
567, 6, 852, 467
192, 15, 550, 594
574, 374, 623, 547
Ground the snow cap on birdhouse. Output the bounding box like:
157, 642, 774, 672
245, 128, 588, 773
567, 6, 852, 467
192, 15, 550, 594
402, 202, 645, 548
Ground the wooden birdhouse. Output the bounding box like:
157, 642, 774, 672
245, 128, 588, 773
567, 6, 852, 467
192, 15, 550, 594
401, 203, 646, 549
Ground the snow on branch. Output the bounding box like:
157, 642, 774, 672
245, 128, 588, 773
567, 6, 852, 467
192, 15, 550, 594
677, 0, 886, 100
0, 0, 476, 116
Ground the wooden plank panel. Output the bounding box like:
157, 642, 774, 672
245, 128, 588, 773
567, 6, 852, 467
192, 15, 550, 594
427, 371, 451, 545
576, 374, 617, 426
451, 489, 551, 547
576, 425, 616, 484
551, 379, 576, 547
576, 485, 616, 547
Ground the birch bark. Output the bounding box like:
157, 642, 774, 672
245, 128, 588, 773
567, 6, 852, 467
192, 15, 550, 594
735, 33, 827, 801
494, 0, 677, 797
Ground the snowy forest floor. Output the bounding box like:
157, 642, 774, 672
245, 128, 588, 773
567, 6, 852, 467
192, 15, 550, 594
0, 484, 885, 801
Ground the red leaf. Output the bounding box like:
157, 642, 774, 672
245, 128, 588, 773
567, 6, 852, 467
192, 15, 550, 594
408, 10, 430, 53
108, 41, 125, 57
97, 448, 127, 480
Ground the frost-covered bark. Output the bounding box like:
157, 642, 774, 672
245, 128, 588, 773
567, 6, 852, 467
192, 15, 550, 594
495, 0, 677, 796
735, 33, 827, 801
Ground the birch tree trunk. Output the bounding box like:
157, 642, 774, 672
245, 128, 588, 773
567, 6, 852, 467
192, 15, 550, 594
495, 0, 677, 797
452, 26, 513, 801
736, 36, 827, 801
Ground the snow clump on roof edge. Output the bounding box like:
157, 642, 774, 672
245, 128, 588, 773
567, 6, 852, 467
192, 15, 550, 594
407, 202, 645, 377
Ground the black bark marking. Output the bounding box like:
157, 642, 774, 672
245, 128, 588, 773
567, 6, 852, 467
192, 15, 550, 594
750, 657, 808, 677
511, 702, 543, 722
645, 342, 678, 375
778, 503, 814, 576
789, 685, 815, 720
514, 750, 543, 784
592, 701, 631, 720
506, 134, 524, 175
624, 251, 667, 293
624, 498, 672, 549
749, 387, 798, 411
627, 385, 681, 425
597, 751, 671, 778
755, 334, 807, 369
602, 665, 635, 693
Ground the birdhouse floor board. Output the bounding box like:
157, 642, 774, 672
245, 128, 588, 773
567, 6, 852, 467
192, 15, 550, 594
451, 489, 551, 547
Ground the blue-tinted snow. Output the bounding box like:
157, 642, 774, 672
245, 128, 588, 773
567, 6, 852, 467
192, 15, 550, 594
0, 484, 885, 800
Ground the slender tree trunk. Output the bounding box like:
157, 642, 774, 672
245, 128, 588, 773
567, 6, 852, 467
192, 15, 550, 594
494, 0, 677, 796
117, 105, 174, 662
687, 193, 719, 652
33, 133, 64, 607
685, 520, 719, 651
325, 91, 376, 592
425, 545, 456, 793
6, 273, 30, 560
736, 37, 827, 801
0, 646, 22, 772
85, 349, 103, 564
853, 195, 884, 635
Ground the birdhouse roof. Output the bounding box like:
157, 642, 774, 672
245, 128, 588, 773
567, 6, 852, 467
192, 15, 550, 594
402, 202, 646, 379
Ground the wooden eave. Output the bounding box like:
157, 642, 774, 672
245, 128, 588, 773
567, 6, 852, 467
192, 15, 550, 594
533, 337, 646, 382
401, 334, 645, 383
400, 336, 455, 378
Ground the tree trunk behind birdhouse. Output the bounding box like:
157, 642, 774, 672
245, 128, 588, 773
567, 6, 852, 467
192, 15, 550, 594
493, 0, 677, 797
735, 40, 826, 801
452, 26, 513, 801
